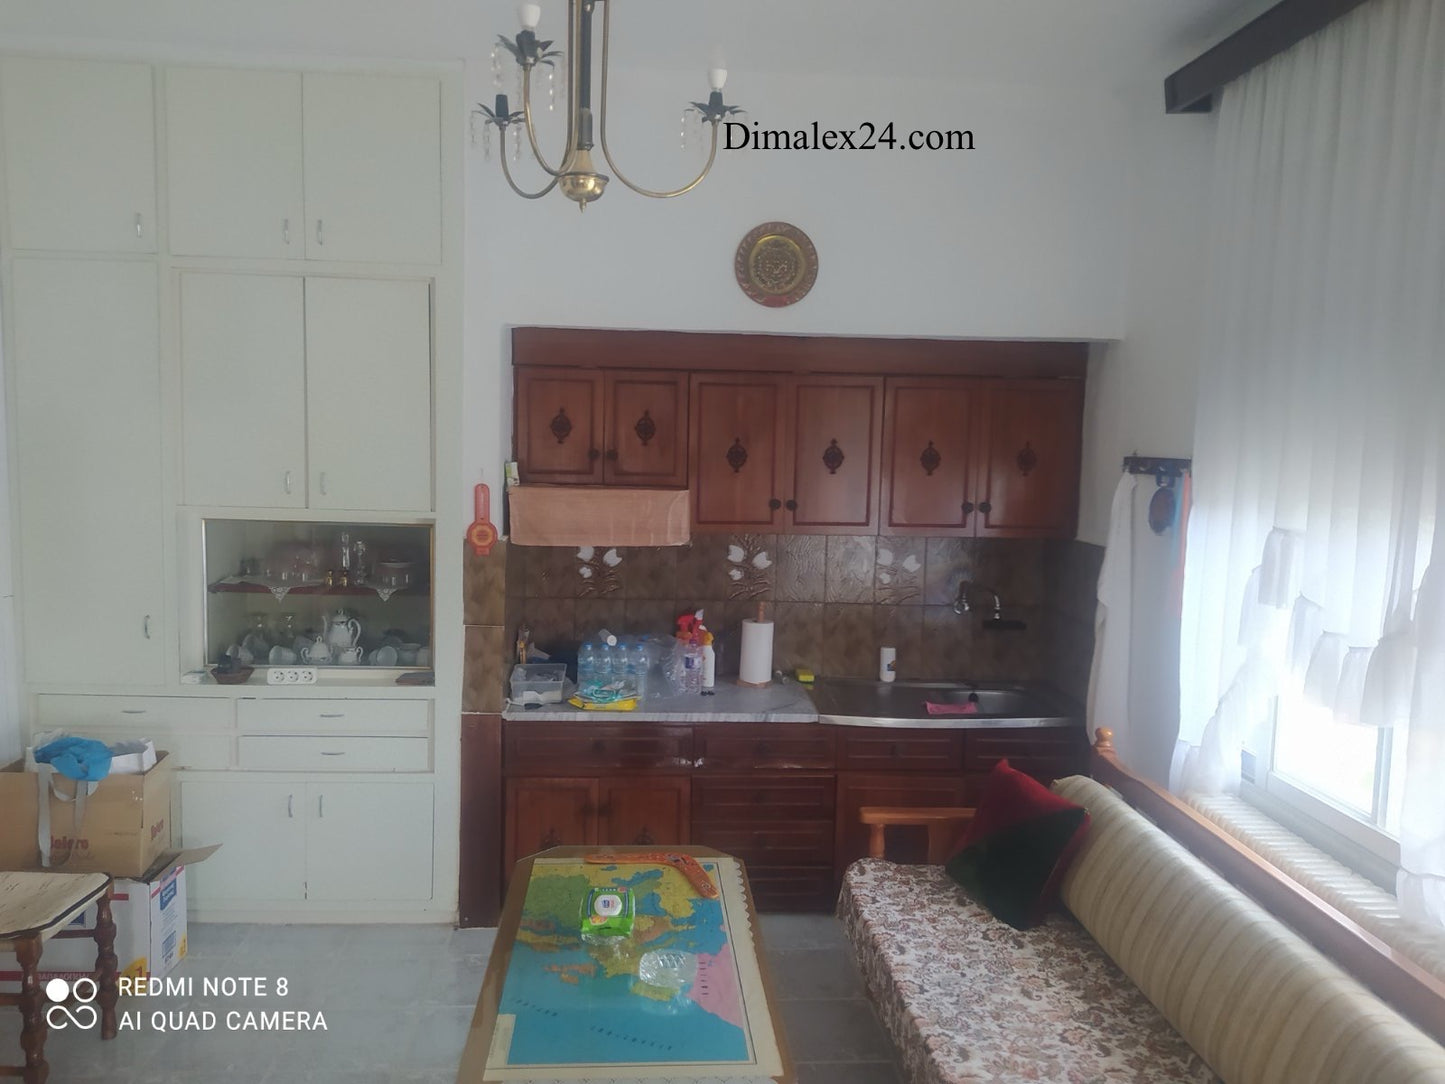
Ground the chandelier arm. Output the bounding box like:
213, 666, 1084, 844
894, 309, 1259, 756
519, 66, 569, 178
520, 0, 585, 178
498, 146, 561, 199
597, 1, 720, 199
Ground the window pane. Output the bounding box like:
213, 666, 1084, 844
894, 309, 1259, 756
1273, 690, 1378, 819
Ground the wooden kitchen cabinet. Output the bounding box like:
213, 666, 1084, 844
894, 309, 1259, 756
883, 377, 1082, 538
503, 776, 690, 876
971, 381, 1084, 538
499, 719, 1087, 911
691, 374, 883, 533
515, 368, 687, 487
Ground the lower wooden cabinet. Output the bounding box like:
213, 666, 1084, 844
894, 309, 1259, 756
500, 720, 1085, 911
503, 776, 690, 875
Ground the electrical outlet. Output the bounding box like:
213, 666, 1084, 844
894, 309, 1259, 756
266, 667, 318, 685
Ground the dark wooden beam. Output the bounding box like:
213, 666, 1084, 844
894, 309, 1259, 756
1166, 0, 1376, 114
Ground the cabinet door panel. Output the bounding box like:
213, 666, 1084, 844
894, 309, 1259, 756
11, 260, 165, 686
180, 273, 307, 507
166, 67, 304, 259
787, 377, 883, 532
180, 780, 306, 904
690, 374, 786, 530
973, 382, 1083, 538
506, 778, 597, 873
303, 73, 441, 264
515, 368, 605, 483
598, 778, 689, 849
1, 58, 156, 252
305, 277, 433, 511
604, 371, 687, 487
883, 380, 975, 533
306, 782, 434, 901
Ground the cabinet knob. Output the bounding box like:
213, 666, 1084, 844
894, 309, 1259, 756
961, 500, 975, 520
142, 615, 152, 640
978, 500, 992, 515
284, 470, 294, 495
319, 472, 329, 496
588, 448, 601, 462
134, 212, 144, 238
315, 218, 325, 246
605, 449, 618, 461
282, 218, 291, 245
785, 499, 798, 512
768, 498, 782, 510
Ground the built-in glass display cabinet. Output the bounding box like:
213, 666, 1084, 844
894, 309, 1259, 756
200, 518, 433, 676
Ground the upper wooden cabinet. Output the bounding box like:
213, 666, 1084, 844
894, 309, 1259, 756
883, 377, 1082, 537
515, 368, 686, 487
165, 67, 441, 264
1, 58, 157, 253
690, 374, 884, 534
511, 329, 1086, 539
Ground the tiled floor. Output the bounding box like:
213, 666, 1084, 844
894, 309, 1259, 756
1, 915, 903, 1083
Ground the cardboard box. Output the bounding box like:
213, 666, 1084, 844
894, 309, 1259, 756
0, 846, 219, 995
0, 752, 174, 877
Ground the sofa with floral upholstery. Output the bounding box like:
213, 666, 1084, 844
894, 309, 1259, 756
838, 773, 1445, 1084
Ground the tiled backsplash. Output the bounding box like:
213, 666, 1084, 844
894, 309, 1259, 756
493, 535, 1102, 702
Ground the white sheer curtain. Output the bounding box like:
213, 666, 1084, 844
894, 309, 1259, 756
1176, 0, 1445, 922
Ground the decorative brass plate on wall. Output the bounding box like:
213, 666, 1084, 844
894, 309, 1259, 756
735, 221, 818, 307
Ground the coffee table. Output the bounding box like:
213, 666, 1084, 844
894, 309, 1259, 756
457, 846, 795, 1083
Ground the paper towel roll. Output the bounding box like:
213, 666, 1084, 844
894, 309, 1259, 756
739, 618, 774, 687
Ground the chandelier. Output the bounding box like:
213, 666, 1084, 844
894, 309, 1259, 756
475, 1, 743, 210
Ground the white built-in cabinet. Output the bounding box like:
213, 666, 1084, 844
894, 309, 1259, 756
0, 57, 157, 253
10, 259, 166, 686
166, 67, 441, 265
180, 778, 434, 904
180, 273, 432, 512
3, 52, 449, 921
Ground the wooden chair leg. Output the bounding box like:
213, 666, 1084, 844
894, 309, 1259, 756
94, 888, 118, 1040
15, 935, 49, 1084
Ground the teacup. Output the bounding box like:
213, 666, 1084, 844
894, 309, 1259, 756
397, 643, 421, 666
337, 646, 364, 665
268, 645, 298, 665
415, 647, 432, 667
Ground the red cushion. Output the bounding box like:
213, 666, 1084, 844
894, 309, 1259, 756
945, 759, 1092, 928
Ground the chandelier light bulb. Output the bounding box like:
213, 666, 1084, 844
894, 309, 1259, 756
518, 2, 542, 31
709, 67, 728, 92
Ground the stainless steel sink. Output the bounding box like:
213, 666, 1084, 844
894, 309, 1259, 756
808, 679, 1081, 728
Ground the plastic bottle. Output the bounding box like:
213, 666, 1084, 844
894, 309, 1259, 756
629, 638, 649, 701
578, 641, 597, 689
596, 640, 614, 679
682, 642, 704, 694
701, 633, 716, 693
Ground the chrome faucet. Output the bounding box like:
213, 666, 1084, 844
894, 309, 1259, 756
952, 580, 1002, 618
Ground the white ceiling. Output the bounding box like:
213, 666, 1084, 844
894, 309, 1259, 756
0, 0, 1273, 92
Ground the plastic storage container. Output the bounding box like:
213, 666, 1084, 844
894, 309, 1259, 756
510, 663, 569, 705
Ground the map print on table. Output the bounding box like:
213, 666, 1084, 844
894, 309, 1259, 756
493, 858, 753, 1069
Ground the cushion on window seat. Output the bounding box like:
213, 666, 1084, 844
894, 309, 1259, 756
1185, 790, 1445, 985
1054, 775, 1445, 1084
838, 858, 1217, 1084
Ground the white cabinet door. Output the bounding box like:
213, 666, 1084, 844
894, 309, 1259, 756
11, 259, 165, 686
1, 58, 156, 252
180, 273, 307, 508
166, 67, 304, 259
302, 73, 441, 265
305, 278, 432, 512
180, 779, 306, 904
305, 782, 433, 901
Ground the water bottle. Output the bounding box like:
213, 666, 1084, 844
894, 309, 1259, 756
578, 641, 597, 689
596, 641, 614, 679
630, 639, 650, 701
682, 642, 704, 694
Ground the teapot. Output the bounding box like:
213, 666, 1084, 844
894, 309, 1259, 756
324, 609, 362, 653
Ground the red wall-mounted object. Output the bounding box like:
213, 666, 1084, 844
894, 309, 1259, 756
467, 483, 498, 556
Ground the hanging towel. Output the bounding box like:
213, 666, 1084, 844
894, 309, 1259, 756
1088, 474, 1137, 754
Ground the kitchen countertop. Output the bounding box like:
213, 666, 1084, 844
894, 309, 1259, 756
501, 678, 819, 723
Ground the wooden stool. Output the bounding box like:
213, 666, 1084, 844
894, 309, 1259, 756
0, 872, 118, 1084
